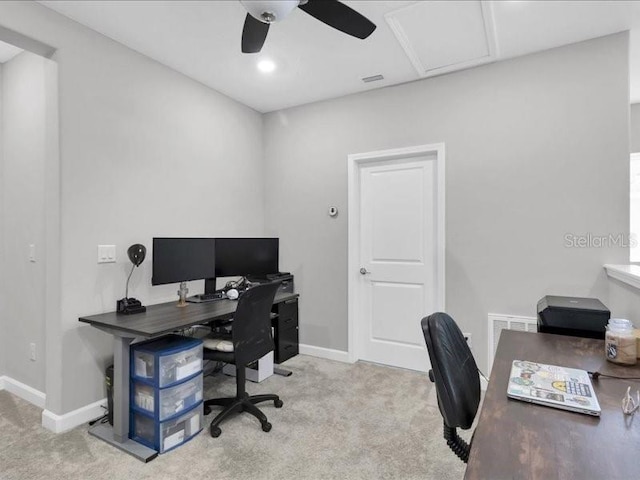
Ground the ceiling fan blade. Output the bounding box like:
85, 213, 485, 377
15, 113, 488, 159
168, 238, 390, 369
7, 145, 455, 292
242, 13, 270, 53
298, 0, 376, 40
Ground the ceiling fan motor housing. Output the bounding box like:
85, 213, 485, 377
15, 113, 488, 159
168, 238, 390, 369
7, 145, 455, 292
240, 0, 300, 24
240, 0, 376, 54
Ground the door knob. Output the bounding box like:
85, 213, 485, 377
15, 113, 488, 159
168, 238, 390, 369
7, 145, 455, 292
359, 268, 371, 275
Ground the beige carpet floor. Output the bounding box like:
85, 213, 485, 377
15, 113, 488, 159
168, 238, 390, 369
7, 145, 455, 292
0, 355, 470, 480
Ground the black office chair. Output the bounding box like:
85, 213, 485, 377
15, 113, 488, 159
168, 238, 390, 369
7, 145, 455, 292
421, 312, 480, 463
203, 282, 283, 437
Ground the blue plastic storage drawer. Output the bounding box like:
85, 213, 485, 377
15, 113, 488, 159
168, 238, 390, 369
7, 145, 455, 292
131, 402, 203, 454
132, 374, 203, 421
131, 335, 203, 388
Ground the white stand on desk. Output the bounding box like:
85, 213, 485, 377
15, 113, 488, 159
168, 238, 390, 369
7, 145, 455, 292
88, 330, 158, 462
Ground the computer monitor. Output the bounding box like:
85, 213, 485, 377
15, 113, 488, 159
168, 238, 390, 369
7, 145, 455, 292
152, 238, 217, 294
215, 238, 279, 278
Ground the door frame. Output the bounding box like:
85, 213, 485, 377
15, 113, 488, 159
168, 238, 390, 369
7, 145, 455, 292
347, 143, 445, 364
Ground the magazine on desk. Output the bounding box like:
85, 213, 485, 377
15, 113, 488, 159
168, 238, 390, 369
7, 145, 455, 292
507, 360, 601, 416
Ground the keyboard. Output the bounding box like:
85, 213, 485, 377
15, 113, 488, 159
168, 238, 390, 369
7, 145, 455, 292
566, 381, 591, 397
198, 291, 226, 301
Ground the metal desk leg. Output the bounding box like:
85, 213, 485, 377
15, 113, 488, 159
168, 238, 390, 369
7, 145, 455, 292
88, 333, 157, 462
113, 334, 132, 442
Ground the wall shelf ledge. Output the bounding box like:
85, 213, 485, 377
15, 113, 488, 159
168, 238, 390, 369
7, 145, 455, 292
604, 264, 640, 290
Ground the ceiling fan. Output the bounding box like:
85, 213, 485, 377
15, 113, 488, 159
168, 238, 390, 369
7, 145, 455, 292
240, 0, 377, 54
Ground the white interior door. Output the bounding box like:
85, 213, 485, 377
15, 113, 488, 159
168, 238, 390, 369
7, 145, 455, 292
348, 145, 444, 372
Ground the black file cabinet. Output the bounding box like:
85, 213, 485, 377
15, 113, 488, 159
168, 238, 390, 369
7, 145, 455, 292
272, 297, 299, 364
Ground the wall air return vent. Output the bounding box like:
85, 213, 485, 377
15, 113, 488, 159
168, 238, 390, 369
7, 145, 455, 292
488, 313, 537, 374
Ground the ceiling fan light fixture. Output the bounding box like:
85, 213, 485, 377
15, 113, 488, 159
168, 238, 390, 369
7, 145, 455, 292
240, 0, 299, 24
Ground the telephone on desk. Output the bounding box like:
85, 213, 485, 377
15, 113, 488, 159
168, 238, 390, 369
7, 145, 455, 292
117, 297, 146, 314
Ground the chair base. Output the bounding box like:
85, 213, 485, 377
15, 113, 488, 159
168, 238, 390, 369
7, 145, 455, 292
204, 393, 283, 437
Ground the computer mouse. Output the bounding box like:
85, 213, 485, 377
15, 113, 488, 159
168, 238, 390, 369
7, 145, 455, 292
226, 289, 239, 300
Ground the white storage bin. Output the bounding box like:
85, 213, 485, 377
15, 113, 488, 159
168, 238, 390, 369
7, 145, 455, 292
131, 402, 203, 454
133, 375, 203, 421
159, 345, 203, 386
131, 335, 203, 387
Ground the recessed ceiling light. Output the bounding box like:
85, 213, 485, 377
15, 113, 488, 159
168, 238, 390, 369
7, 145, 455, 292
257, 59, 276, 73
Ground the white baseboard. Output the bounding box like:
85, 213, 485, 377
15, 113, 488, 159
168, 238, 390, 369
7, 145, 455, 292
0, 375, 106, 433
299, 344, 351, 363
298, 346, 489, 391
42, 398, 107, 434
0, 376, 46, 409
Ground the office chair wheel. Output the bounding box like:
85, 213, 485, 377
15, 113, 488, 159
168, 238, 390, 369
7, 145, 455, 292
274, 399, 283, 408
262, 422, 272, 432
210, 425, 222, 438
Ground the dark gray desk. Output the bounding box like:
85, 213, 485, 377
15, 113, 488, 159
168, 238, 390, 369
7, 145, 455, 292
79, 291, 298, 461
465, 330, 640, 480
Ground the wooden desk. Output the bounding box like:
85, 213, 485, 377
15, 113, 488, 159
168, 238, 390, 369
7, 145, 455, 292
465, 330, 640, 480
79, 291, 298, 462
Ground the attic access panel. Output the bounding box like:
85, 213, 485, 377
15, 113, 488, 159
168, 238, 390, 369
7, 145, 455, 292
386, 1, 497, 77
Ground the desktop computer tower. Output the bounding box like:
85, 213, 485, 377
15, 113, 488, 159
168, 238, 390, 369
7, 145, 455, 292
537, 295, 610, 339
106, 364, 114, 426
246, 274, 298, 364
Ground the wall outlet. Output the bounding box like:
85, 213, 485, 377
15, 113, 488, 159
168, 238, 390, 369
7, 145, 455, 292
97, 245, 116, 263
30, 343, 36, 361
463, 333, 472, 350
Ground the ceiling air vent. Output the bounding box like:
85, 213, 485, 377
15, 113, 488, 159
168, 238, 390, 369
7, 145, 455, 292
362, 74, 384, 83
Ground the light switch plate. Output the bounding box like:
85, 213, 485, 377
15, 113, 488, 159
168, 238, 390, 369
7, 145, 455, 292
98, 245, 116, 263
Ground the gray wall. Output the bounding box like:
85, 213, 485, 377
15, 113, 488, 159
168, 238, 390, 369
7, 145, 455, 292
632, 103, 640, 153
1, 51, 48, 391
0, 1, 634, 414
615, 102, 640, 312
0, 2, 265, 414
264, 33, 631, 371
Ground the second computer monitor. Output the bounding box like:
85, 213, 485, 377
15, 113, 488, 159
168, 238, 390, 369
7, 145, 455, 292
215, 238, 279, 278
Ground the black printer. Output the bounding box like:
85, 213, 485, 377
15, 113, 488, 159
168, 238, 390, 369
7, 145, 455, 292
537, 295, 610, 339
